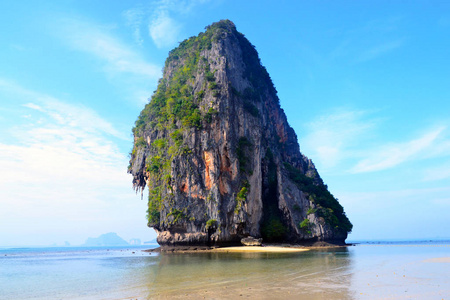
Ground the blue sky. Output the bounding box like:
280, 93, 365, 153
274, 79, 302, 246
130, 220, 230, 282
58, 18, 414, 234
1, 0, 450, 246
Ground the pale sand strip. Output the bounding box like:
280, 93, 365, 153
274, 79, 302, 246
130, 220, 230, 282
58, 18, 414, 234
211, 246, 309, 253
423, 257, 450, 263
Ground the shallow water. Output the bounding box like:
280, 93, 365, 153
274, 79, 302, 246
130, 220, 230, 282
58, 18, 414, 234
1, 242, 449, 299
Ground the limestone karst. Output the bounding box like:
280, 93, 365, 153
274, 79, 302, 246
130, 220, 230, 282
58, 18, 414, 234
128, 20, 352, 249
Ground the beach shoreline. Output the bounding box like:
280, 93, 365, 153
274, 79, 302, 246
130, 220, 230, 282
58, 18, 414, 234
3, 243, 450, 299
211, 246, 309, 253
143, 242, 352, 254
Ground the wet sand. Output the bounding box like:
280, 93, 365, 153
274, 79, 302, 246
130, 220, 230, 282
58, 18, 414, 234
134, 244, 450, 299
423, 256, 450, 263
6, 244, 448, 299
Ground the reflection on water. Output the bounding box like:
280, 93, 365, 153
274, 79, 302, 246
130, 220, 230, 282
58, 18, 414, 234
132, 245, 450, 299
137, 249, 354, 299
2, 244, 450, 299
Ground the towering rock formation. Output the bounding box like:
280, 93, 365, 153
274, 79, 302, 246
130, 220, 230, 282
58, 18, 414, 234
128, 20, 352, 249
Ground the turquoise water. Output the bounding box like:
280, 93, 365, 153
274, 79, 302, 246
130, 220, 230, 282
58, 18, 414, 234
1, 242, 450, 299
0, 246, 157, 299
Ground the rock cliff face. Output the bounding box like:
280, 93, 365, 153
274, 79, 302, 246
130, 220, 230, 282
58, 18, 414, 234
129, 20, 352, 248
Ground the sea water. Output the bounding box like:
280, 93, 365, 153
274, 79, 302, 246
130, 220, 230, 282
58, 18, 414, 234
1, 241, 449, 299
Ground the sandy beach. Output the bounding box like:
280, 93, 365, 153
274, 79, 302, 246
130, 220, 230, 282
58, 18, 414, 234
423, 256, 450, 263
3, 243, 450, 299
211, 246, 309, 253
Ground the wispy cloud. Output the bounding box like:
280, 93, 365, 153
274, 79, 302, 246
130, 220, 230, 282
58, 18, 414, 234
149, 10, 181, 48
0, 79, 148, 245
55, 17, 160, 79
301, 109, 378, 170
326, 17, 405, 64
121, 1, 211, 49
147, 0, 210, 48
423, 161, 450, 182
302, 107, 450, 176
22, 102, 44, 112
351, 127, 446, 173
123, 6, 145, 46
0, 78, 127, 181
0, 79, 124, 139
356, 39, 405, 63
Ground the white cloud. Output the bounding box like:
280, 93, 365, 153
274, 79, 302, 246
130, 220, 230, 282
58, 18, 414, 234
149, 11, 181, 48
23, 103, 44, 112
56, 17, 161, 79
302, 108, 450, 176
147, 0, 211, 48
423, 162, 450, 181
351, 127, 445, 173
1, 79, 125, 139
152, 0, 211, 16
123, 6, 145, 45
0, 80, 150, 246
301, 109, 377, 170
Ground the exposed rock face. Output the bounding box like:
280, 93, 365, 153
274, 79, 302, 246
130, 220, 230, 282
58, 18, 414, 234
128, 20, 352, 249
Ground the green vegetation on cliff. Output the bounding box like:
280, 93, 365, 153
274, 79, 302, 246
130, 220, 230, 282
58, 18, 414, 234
132, 20, 268, 138
236, 137, 252, 173
128, 19, 352, 246
131, 20, 247, 226
299, 219, 312, 235
284, 163, 353, 233
235, 180, 250, 214
131, 20, 276, 227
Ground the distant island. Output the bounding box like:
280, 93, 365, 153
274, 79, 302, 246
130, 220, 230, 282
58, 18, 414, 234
144, 238, 158, 244
82, 232, 129, 247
